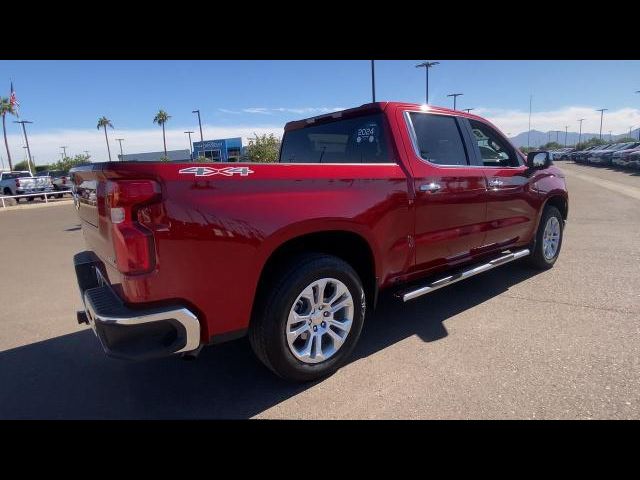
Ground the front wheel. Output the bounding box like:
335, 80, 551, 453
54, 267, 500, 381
249, 254, 366, 382
527, 205, 564, 270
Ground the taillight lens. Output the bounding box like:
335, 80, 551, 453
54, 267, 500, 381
106, 180, 161, 275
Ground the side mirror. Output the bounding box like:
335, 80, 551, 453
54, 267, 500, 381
526, 151, 551, 169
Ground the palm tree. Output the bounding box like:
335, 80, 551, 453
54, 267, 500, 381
97, 116, 114, 161
153, 109, 171, 157
0, 97, 16, 170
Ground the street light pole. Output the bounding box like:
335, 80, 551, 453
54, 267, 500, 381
527, 94, 533, 149
184, 131, 194, 158
577, 118, 585, 146
636, 91, 640, 140
596, 108, 608, 140
115, 138, 125, 161
60, 146, 68, 159
192, 110, 204, 142
463, 108, 474, 113
14, 120, 34, 175
446, 93, 463, 110
370, 60, 376, 102
564, 126, 568, 147
415, 61, 439, 104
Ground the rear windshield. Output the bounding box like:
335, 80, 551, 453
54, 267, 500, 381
280, 114, 391, 164
2, 172, 31, 179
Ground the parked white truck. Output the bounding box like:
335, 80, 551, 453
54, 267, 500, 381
0, 171, 53, 202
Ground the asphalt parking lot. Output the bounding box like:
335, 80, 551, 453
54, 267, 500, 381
0, 162, 638, 419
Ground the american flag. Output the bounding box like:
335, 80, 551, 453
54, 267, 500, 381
10, 81, 19, 115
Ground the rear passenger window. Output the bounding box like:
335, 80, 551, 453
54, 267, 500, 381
279, 114, 391, 164
408, 113, 469, 166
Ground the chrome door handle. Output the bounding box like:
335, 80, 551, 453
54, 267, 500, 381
419, 182, 441, 193
488, 178, 504, 188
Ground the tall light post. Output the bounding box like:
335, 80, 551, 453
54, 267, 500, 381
60, 146, 68, 159
609, 131, 612, 142
370, 60, 376, 102
447, 93, 463, 110
415, 61, 439, 104
636, 91, 640, 139
527, 94, 533, 149
564, 126, 568, 147
577, 118, 585, 146
14, 120, 34, 175
184, 131, 194, 158
548, 131, 551, 144
463, 108, 474, 113
596, 108, 608, 140
84, 150, 90, 157
115, 138, 125, 161
192, 109, 204, 142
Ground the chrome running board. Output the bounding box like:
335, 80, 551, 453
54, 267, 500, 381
399, 249, 530, 302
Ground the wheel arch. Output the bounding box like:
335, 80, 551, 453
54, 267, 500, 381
250, 229, 379, 328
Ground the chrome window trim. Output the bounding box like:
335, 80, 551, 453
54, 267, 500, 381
403, 110, 473, 168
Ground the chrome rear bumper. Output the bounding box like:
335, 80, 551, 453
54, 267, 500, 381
74, 251, 201, 361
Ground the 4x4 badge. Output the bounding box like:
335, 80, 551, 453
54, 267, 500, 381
179, 166, 254, 177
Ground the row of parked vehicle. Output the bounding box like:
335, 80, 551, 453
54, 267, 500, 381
549, 142, 640, 169
0, 169, 72, 202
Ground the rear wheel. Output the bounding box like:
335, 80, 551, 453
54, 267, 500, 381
527, 205, 564, 270
249, 254, 366, 382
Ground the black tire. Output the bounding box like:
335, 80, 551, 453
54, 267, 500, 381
527, 205, 564, 270
27, 197, 34, 202
249, 253, 366, 382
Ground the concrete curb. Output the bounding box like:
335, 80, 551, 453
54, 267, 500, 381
0, 199, 74, 212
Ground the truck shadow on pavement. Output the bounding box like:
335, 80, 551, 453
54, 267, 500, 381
0, 263, 540, 419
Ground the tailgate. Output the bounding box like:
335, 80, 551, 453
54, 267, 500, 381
72, 167, 115, 271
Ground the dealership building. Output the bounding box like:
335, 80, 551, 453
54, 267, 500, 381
192, 137, 243, 162
116, 137, 245, 163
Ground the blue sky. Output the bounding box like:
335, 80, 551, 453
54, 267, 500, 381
1, 60, 639, 164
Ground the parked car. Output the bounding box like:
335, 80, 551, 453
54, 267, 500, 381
550, 147, 574, 161
626, 150, 640, 170
71, 101, 569, 382
611, 144, 640, 168
0, 171, 53, 202
582, 144, 615, 164
571, 145, 599, 163
590, 142, 639, 166
36, 170, 71, 197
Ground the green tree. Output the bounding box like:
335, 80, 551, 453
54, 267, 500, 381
97, 116, 114, 161
540, 141, 564, 150
49, 154, 92, 172
13, 160, 30, 171
153, 109, 171, 157
574, 137, 607, 151
244, 133, 281, 163
0, 97, 17, 171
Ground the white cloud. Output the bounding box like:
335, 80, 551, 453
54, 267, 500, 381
475, 106, 640, 137
0, 124, 284, 166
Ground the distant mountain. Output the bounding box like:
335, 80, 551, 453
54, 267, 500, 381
508, 129, 640, 148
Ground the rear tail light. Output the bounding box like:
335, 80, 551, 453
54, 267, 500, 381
15, 179, 20, 187
106, 180, 161, 275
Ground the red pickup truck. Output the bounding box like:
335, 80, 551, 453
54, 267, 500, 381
72, 102, 568, 381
